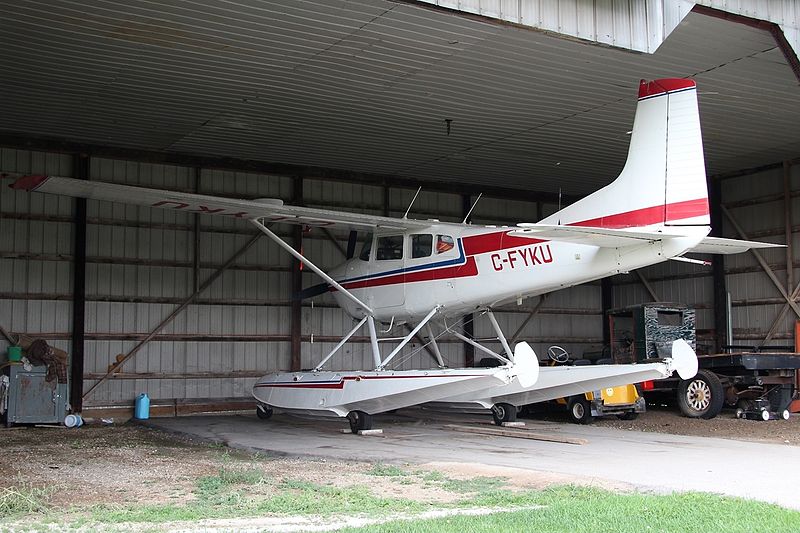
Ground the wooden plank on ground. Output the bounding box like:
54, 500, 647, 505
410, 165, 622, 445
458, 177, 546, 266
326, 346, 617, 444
444, 424, 588, 445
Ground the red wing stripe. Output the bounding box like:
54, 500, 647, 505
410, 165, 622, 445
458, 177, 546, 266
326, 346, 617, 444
10, 175, 50, 191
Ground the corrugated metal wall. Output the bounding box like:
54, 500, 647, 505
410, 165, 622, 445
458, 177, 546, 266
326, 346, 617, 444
2, 148, 797, 406
0, 149, 74, 390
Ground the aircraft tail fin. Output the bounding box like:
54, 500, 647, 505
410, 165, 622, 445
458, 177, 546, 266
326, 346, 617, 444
541, 78, 709, 230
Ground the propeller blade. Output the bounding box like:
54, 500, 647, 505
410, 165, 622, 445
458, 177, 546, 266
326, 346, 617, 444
293, 283, 329, 301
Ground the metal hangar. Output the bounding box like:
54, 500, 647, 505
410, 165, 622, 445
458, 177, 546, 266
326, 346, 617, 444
0, 0, 798, 416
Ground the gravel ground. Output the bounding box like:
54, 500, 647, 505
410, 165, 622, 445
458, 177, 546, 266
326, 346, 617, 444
530, 404, 800, 446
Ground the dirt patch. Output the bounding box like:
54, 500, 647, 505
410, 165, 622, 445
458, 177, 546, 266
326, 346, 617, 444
0, 424, 477, 512
418, 462, 633, 493
577, 405, 800, 445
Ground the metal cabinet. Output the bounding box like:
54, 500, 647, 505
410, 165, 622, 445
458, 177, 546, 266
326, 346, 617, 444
5, 365, 68, 426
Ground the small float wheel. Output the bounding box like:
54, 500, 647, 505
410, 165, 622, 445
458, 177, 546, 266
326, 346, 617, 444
256, 405, 273, 420
491, 403, 517, 426
347, 410, 373, 434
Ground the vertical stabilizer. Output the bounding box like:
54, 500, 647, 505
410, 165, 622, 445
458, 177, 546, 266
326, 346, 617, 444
541, 78, 709, 229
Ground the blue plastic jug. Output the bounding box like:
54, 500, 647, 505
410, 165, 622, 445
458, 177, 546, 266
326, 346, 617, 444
134, 393, 150, 420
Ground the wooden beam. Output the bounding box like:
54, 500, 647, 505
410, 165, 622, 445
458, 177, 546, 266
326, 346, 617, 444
601, 277, 613, 347
462, 193, 475, 367
710, 177, 727, 352
70, 154, 88, 412
785, 161, 794, 293
290, 176, 303, 372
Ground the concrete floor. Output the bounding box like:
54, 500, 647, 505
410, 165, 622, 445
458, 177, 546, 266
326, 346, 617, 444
146, 410, 800, 510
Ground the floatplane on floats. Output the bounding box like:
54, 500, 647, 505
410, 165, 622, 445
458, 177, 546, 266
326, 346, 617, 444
11, 78, 780, 433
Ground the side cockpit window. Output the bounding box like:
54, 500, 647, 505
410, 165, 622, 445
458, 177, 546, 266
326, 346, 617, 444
359, 234, 373, 261
376, 235, 403, 260
436, 234, 455, 254
411, 234, 432, 258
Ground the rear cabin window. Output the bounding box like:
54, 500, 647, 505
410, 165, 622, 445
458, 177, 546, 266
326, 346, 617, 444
411, 234, 432, 258
376, 235, 404, 260
436, 234, 455, 254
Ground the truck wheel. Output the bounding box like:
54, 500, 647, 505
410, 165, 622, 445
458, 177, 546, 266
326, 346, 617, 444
677, 370, 724, 419
491, 403, 517, 426
567, 397, 593, 424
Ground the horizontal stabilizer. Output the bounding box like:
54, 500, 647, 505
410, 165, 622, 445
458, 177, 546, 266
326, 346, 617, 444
512, 224, 677, 247
689, 236, 784, 255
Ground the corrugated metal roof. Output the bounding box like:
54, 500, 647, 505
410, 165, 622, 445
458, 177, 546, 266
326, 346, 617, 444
0, 0, 798, 195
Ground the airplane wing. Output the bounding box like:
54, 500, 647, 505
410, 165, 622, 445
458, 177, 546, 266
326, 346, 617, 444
511, 224, 678, 248
686, 236, 784, 254
9, 175, 432, 231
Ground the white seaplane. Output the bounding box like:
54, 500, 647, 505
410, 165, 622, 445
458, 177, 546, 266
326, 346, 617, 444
11, 78, 779, 433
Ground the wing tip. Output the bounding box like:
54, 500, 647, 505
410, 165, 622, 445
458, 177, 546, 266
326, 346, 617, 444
10, 175, 49, 191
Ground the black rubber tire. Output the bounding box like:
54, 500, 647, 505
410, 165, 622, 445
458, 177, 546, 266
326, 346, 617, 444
677, 369, 725, 419
347, 410, 373, 434
617, 412, 639, 421
567, 397, 593, 424
256, 405, 273, 420
491, 403, 518, 426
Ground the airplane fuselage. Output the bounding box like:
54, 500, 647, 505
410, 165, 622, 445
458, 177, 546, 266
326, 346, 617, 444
330, 223, 710, 323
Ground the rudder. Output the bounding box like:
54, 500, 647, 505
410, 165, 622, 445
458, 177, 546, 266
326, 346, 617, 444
541, 78, 709, 229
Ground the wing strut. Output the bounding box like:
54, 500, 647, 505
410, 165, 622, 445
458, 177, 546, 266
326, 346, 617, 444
378, 306, 440, 370
313, 316, 369, 371
250, 218, 374, 316
486, 310, 513, 360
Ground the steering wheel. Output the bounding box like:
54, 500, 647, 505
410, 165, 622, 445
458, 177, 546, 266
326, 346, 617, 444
547, 345, 570, 364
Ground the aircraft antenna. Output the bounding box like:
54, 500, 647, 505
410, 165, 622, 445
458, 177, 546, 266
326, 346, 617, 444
403, 186, 422, 219
461, 193, 482, 224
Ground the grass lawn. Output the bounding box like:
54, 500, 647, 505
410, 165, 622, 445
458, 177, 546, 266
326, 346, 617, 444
3, 467, 799, 532
341, 486, 800, 533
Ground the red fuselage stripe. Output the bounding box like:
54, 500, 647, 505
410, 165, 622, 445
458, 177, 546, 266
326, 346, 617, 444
462, 232, 545, 256
569, 198, 709, 229
341, 257, 478, 290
